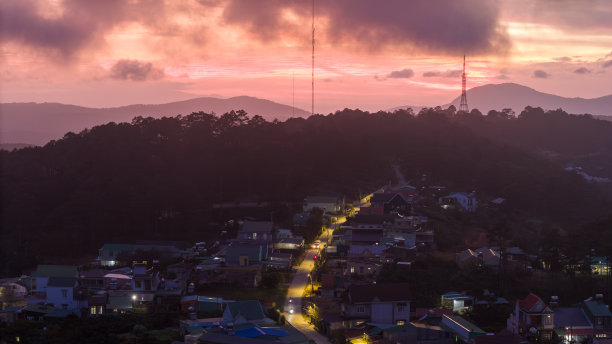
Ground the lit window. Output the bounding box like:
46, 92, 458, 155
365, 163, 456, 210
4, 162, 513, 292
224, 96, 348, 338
90, 307, 96, 315
396, 320, 406, 325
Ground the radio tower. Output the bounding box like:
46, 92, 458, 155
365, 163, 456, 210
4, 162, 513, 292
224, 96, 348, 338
311, 0, 315, 116
459, 55, 469, 113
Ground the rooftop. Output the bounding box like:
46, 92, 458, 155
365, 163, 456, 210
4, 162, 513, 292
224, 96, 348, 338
31, 265, 78, 278
584, 300, 612, 317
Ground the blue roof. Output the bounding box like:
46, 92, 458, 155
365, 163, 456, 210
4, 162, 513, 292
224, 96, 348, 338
235, 326, 289, 338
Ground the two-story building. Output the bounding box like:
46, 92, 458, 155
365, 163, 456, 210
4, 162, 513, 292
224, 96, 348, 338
507, 293, 554, 341
342, 282, 411, 325
28, 265, 84, 312
237, 221, 275, 242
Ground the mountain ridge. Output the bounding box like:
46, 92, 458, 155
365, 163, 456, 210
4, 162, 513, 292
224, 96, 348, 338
0, 96, 310, 145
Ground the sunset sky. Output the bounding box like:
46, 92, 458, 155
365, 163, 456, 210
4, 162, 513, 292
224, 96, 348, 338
2, 0, 612, 113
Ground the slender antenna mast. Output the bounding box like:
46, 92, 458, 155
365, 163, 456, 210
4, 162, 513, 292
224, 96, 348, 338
311, 0, 315, 116
459, 55, 469, 113
292, 72, 295, 117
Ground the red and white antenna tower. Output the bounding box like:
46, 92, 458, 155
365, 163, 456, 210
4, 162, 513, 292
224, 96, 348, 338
459, 55, 469, 113
311, 0, 315, 116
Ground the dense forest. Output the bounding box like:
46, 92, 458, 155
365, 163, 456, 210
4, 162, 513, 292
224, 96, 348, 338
1, 106, 612, 276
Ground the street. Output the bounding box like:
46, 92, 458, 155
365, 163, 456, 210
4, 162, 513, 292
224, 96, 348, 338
283, 224, 338, 343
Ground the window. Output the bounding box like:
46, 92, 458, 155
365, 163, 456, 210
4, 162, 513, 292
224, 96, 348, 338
61, 289, 68, 298
97, 306, 103, 314
90, 307, 97, 315
109, 251, 114, 257
61, 304, 68, 310
135, 280, 142, 288
350, 266, 355, 273
396, 320, 406, 325
397, 303, 407, 312
543, 314, 553, 326
357, 305, 365, 313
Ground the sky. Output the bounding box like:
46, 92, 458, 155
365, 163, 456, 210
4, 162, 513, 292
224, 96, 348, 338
1, 0, 612, 113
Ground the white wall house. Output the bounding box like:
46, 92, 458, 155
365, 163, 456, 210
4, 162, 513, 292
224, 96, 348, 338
439, 192, 477, 212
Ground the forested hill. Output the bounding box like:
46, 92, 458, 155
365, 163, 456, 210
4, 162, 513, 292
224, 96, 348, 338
1, 107, 611, 271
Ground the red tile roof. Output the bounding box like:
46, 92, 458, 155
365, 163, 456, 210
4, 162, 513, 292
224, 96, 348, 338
519, 293, 542, 311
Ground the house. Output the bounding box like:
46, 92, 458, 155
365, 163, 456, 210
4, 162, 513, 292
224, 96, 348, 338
180, 295, 223, 314
79, 269, 106, 289
225, 243, 265, 266
98, 243, 186, 267
439, 192, 477, 212
341, 282, 411, 325
276, 229, 293, 239
0, 282, 27, 309
456, 249, 480, 269
347, 244, 387, 259
237, 221, 275, 242
381, 323, 452, 343
28, 265, 83, 311
107, 293, 133, 314
98, 244, 134, 266
87, 292, 108, 317
370, 192, 412, 215
553, 305, 593, 344
441, 292, 474, 313
470, 329, 523, 344
103, 273, 132, 290
347, 259, 382, 276
320, 274, 348, 299
222, 300, 270, 325
131, 263, 160, 292
592, 256, 610, 276
441, 314, 487, 343
507, 293, 554, 341
584, 298, 612, 330
273, 238, 304, 252
303, 195, 345, 214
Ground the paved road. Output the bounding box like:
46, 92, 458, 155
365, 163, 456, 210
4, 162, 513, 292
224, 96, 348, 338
284, 228, 334, 344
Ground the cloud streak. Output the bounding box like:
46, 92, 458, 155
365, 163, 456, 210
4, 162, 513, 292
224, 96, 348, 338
422, 70, 462, 78
573, 67, 590, 74
387, 69, 414, 79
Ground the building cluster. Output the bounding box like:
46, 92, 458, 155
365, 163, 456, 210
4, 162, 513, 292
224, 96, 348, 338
3, 184, 612, 344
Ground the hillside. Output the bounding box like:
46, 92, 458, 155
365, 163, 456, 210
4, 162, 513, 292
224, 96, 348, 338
2, 107, 610, 271
447, 83, 612, 116
0, 96, 309, 145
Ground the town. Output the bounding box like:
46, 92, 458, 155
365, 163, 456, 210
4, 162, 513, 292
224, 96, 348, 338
2, 180, 611, 344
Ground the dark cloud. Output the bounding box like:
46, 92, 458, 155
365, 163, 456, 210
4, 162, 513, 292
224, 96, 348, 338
533, 70, 550, 78
603, 60, 612, 68
387, 69, 414, 79
1, 0, 130, 59
222, 0, 510, 55
573, 67, 590, 74
109, 60, 165, 81
422, 70, 462, 78
495, 74, 510, 80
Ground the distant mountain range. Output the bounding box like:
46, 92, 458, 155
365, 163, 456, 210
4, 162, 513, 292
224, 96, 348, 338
4, 83, 612, 146
392, 83, 612, 118
0, 96, 310, 145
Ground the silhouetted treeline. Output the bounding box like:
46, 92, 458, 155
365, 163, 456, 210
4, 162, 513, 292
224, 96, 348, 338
1, 106, 610, 276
